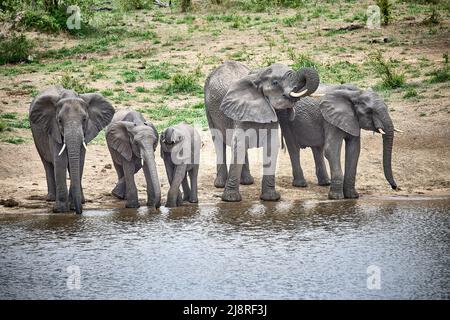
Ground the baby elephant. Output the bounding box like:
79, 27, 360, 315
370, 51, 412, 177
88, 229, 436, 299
160, 124, 200, 207
106, 109, 161, 209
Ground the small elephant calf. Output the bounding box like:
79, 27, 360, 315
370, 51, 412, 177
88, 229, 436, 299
160, 124, 200, 207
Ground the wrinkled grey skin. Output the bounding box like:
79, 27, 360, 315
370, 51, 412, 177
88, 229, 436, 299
205, 61, 320, 202
29, 85, 115, 214
106, 109, 161, 209
160, 123, 200, 207
280, 84, 397, 200
278, 96, 330, 188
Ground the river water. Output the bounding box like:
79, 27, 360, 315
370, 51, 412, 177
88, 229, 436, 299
0, 196, 448, 299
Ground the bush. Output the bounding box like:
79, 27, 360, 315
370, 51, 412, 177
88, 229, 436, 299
376, 0, 392, 25
370, 52, 405, 89
117, 0, 149, 11
428, 66, 449, 83
56, 72, 95, 93
0, 34, 33, 65
21, 10, 61, 33
166, 73, 202, 95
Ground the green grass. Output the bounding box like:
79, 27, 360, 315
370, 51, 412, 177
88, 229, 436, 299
369, 52, 405, 89
143, 63, 171, 80
0, 113, 30, 129
138, 103, 207, 131
428, 65, 449, 83
55, 72, 95, 93
282, 13, 303, 27
135, 86, 148, 93
0, 34, 33, 65
2, 137, 26, 144
121, 70, 139, 83
403, 88, 419, 99
159, 73, 203, 95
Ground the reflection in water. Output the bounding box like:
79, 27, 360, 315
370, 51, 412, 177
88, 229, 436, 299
0, 198, 449, 299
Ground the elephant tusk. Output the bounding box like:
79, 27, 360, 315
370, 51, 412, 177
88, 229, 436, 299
394, 128, 404, 133
58, 143, 66, 156
289, 88, 308, 98
310, 93, 325, 98
83, 141, 87, 150
377, 128, 386, 135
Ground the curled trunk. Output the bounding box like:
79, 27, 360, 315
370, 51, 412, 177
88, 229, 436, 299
296, 67, 320, 96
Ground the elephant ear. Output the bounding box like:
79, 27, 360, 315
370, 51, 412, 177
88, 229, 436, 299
29, 92, 62, 144
106, 121, 134, 161
81, 93, 115, 143
319, 88, 361, 137
220, 73, 277, 123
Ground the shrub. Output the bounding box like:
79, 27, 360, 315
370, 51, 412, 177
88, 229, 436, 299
21, 10, 61, 33
0, 34, 33, 65
117, 0, 149, 11
369, 52, 405, 89
376, 0, 392, 25
56, 72, 94, 93
428, 66, 449, 83
166, 73, 202, 95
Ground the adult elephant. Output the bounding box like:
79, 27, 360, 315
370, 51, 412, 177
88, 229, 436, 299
205, 61, 320, 202
279, 84, 400, 200
30, 85, 115, 214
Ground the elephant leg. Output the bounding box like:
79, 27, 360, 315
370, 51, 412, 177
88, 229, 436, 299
166, 164, 187, 207
182, 175, 190, 201
311, 146, 330, 186
260, 128, 280, 201
112, 162, 126, 199
163, 153, 183, 205
282, 126, 306, 187
53, 151, 69, 212
344, 137, 360, 199
213, 135, 227, 188
123, 160, 139, 208
222, 134, 243, 202
188, 165, 199, 203
324, 131, 344, 200
240, 151, 254, 185
43, 161, 56, 201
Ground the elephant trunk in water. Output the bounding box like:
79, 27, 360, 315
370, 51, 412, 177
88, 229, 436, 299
65, 126, 83, 214
378, 112, 397, 190
141, 147, 161, 208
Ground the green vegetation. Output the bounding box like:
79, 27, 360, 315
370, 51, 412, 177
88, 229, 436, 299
160, 73, 203, 95
0, 34, 33, 65
1, 137, 26, 144
376, 0, 392, 25
369, 52, 405, 89
428, 66, 449, 83
403, 88, 418, 99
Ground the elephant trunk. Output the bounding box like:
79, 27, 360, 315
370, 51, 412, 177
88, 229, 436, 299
65, 127, 83, 214
291, 67, 320, 97
379, 114, 397, 190
142, 147, 161, 209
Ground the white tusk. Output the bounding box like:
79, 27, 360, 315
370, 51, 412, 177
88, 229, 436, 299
394, 128, 404, 133
83, 141, 87, 149
58, 143, 66, 156
289, 88, 308, 98
378, 128, 386, 135
310, 93, 325, 98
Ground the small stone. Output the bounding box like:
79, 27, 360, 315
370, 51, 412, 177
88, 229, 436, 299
32, 183, 38, 185
104, 164, 112, 169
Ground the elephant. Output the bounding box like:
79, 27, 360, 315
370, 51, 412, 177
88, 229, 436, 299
106, 109, 161, 209
29, 85, 115, 214
279, 84, 400, 200
204, 60, 320, 202
278, 96, 330, 188
160, 123, 200, 207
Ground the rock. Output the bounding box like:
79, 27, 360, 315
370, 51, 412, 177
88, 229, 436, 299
32, 183, 38, 186
1, 198, 19, 207
104, 164, 112, 169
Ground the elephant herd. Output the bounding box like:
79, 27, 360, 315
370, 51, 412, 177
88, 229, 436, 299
29, 60, 400, 214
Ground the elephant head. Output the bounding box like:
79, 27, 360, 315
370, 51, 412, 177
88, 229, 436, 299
220, 63, 320, 123
320, 84, 398, 189
29, 87, 115, 214
106, 120, 161, 208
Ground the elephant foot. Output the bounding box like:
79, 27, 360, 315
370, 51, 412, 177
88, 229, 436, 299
182, 192, 190, 201
240, 173, 254, 185
344, 189, 359, 199
112, 183, 126, 199
260, 189, 281, 202
126, 200, 140, 208
318, 179, 331, 186
46, 193, 56, 202
222, 189, 242, 202
328, 190, 344, 200
165, 199, 181, 208
293, 178, 308, 187
53, 202, 69, 213
189, 197, 198, 203
214, 175, 227, 188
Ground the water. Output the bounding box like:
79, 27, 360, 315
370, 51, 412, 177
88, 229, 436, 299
0, 197, 449, 299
